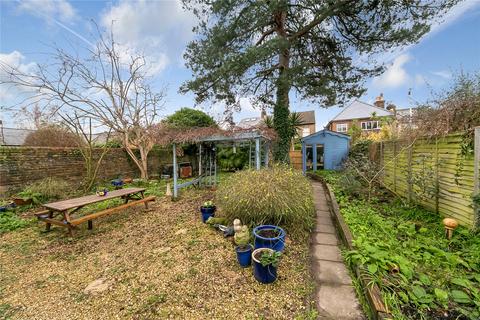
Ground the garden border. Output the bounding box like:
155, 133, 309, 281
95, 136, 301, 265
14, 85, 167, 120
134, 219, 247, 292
308, 173, 391, 320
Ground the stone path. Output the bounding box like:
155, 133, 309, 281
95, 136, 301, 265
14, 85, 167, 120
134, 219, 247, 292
310, 181, 364, 320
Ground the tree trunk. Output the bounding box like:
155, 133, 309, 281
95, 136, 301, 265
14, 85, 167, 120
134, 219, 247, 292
273, 7, 291, 162
123, 135, 149, 180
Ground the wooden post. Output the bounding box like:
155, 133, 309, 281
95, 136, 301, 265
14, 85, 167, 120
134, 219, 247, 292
255, 137, 260, 170
302, 142, 307, 175
264, 142, 269, 167
199, 143, 202, 176
407, 141, 413, 204
173, 143, 178, 198
312, 143, 317, 171
393, 141, 397, 192
435, 137, 440, 214
474, 127, 480, 228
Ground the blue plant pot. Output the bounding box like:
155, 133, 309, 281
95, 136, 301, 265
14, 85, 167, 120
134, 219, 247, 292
253, 225, 286, 252
235, 244, 253, 267
200, 206, 216, 223
252, 248, 278, 284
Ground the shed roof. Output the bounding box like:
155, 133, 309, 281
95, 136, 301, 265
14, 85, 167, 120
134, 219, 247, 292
300, 129, 351, 143
330, 100, 393, 122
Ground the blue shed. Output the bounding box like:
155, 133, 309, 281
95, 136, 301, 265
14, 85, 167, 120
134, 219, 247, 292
300, 129, 350, 172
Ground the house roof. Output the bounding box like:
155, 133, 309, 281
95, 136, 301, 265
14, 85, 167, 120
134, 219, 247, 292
297, 111, 315, 124
237, 117, 263, 129
0, 127, 35, 146
330, 100, 393, 122
300, 129, 351, 142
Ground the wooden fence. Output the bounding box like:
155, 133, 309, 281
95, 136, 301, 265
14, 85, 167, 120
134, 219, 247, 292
289, 150, 302, 170
370, 128, 480, 228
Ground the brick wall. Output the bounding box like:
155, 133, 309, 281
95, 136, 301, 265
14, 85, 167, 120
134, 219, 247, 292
0, 146, 196, 195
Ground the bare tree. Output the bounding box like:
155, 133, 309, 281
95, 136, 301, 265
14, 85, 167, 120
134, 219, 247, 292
60, 112, 111, 192
0, 27, 165, 179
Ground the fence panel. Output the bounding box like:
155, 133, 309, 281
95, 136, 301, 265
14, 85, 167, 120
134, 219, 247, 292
372, 132, 478, 228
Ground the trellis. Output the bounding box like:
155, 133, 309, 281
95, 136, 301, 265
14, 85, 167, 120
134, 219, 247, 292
170, 130, 272, 198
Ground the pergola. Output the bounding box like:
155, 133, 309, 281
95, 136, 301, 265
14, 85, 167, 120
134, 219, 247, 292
156, 126, 275, 198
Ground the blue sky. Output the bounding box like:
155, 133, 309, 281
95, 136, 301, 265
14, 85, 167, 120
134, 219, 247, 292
1, 0, 480, 130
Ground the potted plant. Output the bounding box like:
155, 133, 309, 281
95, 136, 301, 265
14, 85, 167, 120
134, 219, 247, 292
234, 223, 252, 267
13, 191, 42, 206
253, 225, 286, 252
252, 248, 282, 284
200, 200, 216, 223
95, 188, 109, 197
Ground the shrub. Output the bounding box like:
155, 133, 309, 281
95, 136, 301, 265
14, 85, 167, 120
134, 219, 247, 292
21, 177, 70, 203
23, 125, 82, 147
216, 165, 315, 238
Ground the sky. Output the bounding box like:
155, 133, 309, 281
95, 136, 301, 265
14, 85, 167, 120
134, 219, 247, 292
1, 0, 480, 130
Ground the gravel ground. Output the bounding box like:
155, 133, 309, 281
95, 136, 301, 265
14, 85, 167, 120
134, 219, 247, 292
0, 189, 317, 320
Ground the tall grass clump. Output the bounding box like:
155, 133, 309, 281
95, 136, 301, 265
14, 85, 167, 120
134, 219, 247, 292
21, 177, 70, 203
216, 165, 315, 238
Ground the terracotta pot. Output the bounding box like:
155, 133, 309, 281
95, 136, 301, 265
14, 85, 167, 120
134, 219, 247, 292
122, 178, 133, 184
13, 197, 32, 206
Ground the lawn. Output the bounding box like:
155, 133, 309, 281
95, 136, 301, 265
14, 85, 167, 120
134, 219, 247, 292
314, 171, 480, 320
0, 187, 317, 320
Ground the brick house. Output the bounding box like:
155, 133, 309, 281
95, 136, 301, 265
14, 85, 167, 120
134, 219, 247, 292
297, 110, 316, 137
326, 94, 394, 134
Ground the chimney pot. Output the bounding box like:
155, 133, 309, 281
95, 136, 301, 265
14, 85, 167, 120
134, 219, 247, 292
374, 93, 385, 109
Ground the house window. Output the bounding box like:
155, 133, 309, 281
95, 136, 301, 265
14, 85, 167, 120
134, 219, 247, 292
336, 123, 348, 133
302, 127, 310, 137
361, 121, 379, 130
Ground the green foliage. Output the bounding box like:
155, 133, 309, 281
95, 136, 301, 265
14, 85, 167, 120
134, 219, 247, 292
181, 0, 457, 161
19, 177, 70, 204
0, 211, 30, 233
216, 165, 315, 238
205, 217, 228, 225
202, 200, 214, 208
348, 121, 362, 143
217, 147, 249, 171
259, 250, 282, 268
323, 171, 480, 319
164, 108, 216, 128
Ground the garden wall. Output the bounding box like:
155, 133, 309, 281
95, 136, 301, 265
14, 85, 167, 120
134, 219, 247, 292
370, 129, 480, 228
0, 146, 197, 195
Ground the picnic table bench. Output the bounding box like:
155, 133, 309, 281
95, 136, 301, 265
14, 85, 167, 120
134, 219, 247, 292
34, 188, 155, 236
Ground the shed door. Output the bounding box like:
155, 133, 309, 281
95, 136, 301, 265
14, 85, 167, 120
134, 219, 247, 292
316, 145, 324, 170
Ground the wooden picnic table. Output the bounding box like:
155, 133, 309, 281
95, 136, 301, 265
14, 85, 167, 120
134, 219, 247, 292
35, 188, 155, 236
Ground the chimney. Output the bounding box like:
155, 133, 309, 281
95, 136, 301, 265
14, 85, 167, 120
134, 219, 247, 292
374, 93, 385, 109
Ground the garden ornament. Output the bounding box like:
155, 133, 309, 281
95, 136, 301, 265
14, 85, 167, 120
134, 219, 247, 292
166, 183, 172, 197
442, 218, 458, 240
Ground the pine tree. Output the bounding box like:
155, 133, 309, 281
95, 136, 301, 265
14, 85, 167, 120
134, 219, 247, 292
180, 0, 459, 161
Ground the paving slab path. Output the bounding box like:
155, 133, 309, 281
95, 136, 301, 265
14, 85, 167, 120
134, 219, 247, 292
310, 181, 365, 320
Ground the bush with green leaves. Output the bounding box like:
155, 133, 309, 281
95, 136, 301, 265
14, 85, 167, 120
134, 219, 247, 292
216, 165, 315, 238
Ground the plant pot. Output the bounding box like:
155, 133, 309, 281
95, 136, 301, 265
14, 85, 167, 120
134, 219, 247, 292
122, 178, 133, 184
253, 225, 286, 252
235, 244, 253, 267
13, 197, 32, 206
200, 206, 216, 223
252, 248, 278, 284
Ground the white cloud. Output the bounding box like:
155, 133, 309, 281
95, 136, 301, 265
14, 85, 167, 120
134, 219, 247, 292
431, 70, 452, 79
100, 0, 196, 75
17, 0, 76, 24
414, 74, 426, 86
0, 51, 37, 101
373, 54, 411, 88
